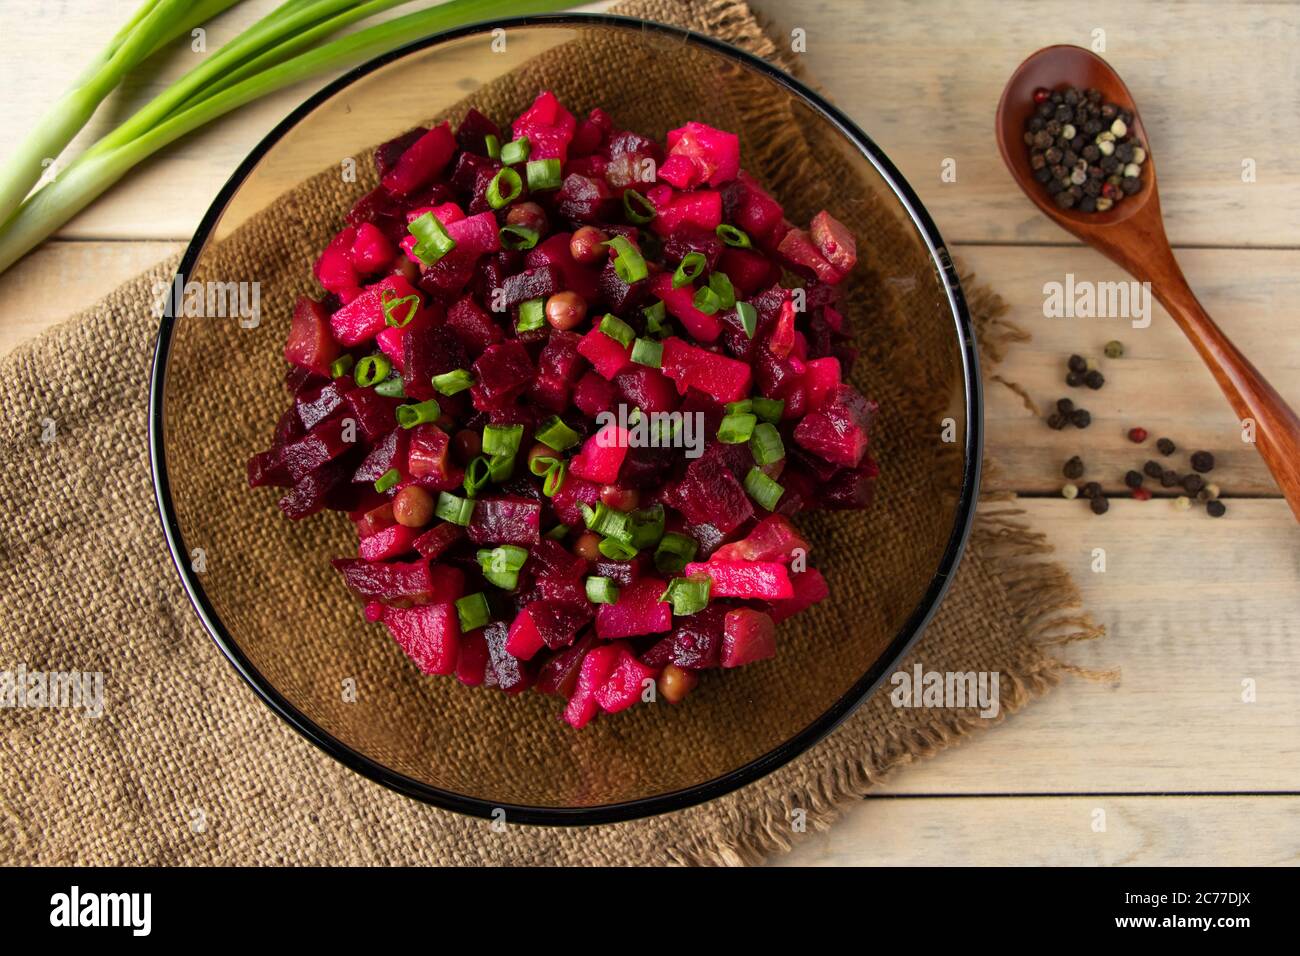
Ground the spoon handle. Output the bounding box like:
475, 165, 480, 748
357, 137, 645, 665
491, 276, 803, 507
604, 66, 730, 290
1141, 251, 1300, 520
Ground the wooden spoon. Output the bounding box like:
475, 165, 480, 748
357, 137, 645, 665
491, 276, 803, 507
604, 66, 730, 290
996, 44, 1300, 521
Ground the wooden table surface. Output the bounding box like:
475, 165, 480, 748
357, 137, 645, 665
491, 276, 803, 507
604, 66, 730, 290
1, 0, 1297, 866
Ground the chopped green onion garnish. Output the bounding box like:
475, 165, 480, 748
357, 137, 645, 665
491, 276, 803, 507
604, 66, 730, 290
435, 492, 475, 526
605, 236, 648, 284
486, 166, 523, 209
586, 502, 632, 543
477, 545, 528, 590
598, 537, 638, 560
716, 223, 752, 248
744, 466, 784, 512
692, 285, 722, 315
530, 454, 560, 477
354, 354, 391, 388
599, 313, 635, 348
432, 369, 474, 395
643, 301, 670, 337
536, 415, 580, 451
488, 453, 515, 482
408, 211, 456, 266
585, 576, 620, 604
752, 396, 785, 423
499, 136, 529, 165
373, 375, 405, 398
526, 158, 562, 192
482, 423, 523, 458
329, 355, 355, 379
672, 252, 706, 288
725, 399, 753, 415
629, 504, 666, 550
516, 296, 546, 332
455, 592, 491, 631
542, 460, 566, 497
654, 532, 698, 574
736, 301, 758, 338
374, 468, 400, 494
718, 412, 757, 444
382, 289, 420, 328
661, 575, 711, 616
622, 188, 656, 224
499, 224, 539, 250
545, 523, 569, 541
484, 134, 501, 160
750, 422, 785, 465
708, 271, 736, 309
631, 337, 663, 368
464, 456, 491, 498
396, 399, 441, 429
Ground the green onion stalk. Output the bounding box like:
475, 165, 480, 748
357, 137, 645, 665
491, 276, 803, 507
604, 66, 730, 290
0, 0, 575, 275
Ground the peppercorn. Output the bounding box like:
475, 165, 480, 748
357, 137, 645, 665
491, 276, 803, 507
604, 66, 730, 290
1082, 144, 1100, 162
1068, 354, 1087, 373
1183, 473, 1204, 495
1160, 469, 1179, 488
1066, 370, 1085, 387
1056, 397, 1075, 415
1046, 412, 1067, 430
1061, 483, 1079, 500
1033, 130, 1053, 149
1100, 103, 1117, 121
1034, 166, 1053, 184
1033, 87, 1051, 104
1104, 339, 1125, 358
1063, 456, 1085, 480
1115, 142, 1134, 163
1125, 470, 1144, 489
1132, 487, 1152, 501
1082, 481, 1102, 499
1053, 190, 1077, 209
1110, 118, 1128, 138
1190, 450, 1215, 473
1095, 197, 1114, 212
1030, 152, 1047, 171
1090, 495, 1110, 515
1121, 177, 1142, 195
1084, 370, 1105, 389
1156, 437, 1176, 456
1205, 483, 1221, 500
1079, 196, 1098, 213
1128, 427, 1148, 443
1072, 408, 1091, 428
1206, 499, 1227, 518
1143, 460, 1163, 479
1173, 495, 1191, 512
1044, 146, 1063, 164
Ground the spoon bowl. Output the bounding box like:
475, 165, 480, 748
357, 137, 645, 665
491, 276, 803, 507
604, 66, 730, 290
996, 45, 1300, 521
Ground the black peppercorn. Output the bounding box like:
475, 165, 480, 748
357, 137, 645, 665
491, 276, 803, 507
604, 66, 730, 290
1045, 146, 1063, 164
1160, 469, 1179, 488
1046, 412, 1066, 430
1084, 370, 1105, 389
1065, 370, 1085, 387
1053, 190, 1076, 209
1090, 495, 1109, 515
1206, 499, 1226, 518
1121, 177, 1142, 195
1079, 195, 1098, 212
1063, 456, 1085, 480
1082, 481, 1102, 499
1190, 451, 1215, 473
1034, 166, 1053, 184
1067, 354, 1086, 372
1071, 409, 1091, 428
1143, 460, 1163, 479
1156, 437, 1175, 455
1125, 470, 1144, 489
1056, 397, 1075, 415
1183, 473, 1204, 495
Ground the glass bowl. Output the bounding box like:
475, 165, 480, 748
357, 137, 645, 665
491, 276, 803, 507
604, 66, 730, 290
150, 14, 981, 825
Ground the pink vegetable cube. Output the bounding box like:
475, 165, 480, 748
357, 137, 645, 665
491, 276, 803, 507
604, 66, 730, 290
284, 296, 341, 377
648, 272, 723, 342
505, 606, 545, 661
721, 609, 777, 668
770, 567, 830, 623
455, 629, 489, 686
383, 602, 461, 675
577, 326, 634, 380
594, 646, 659, 713
358, 524, 419, 562
809, 210, 857, 274
711, 515, 810, 564
329, 274, 422, 346
661, 121, 740, 188
381, 121, 456, 196
569, 421, 629, 483
562, 643, 621, 728
348, 222, 395, 274
595, 577, 672, 639
661, 337, 752, 404
683, 560, 794, 600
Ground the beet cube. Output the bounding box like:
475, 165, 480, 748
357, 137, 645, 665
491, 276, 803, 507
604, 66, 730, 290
792, 384, 877, 467
470, 340, 535, 410
383, 602, 460, 675
466, 497, 542, 545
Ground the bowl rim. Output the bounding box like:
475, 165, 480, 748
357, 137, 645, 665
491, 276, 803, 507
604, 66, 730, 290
149, 11, 984, 827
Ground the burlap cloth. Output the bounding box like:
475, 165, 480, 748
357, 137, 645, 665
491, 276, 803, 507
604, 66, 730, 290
0, 0, 1105, 865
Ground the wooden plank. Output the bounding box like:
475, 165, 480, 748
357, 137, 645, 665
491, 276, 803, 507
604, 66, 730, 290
776, 795, 1300, 865
1, 2, 1295, 246
755, 0, 1300, 247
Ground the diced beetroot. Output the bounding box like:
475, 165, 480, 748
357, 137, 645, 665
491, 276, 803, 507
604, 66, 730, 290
793, 383, 877, 467
593, 646, 658, 713
525, 233, 600, 303
777, 227, 845, 285
558, 172, 616, 223
683, 560, 794, 600
383, 602, 460, 675
770, 567, 830, 623
821, 458, 879, 510
721, 171, 784, 238
809, 210, 857, 274
661, 337, 752, 404
353, 428, 407, 484
577, 326, 634, 380
278, 458, 349, 520
573, 370, 617, 416
595, 252, 648, 315
331, 558, 461, 605
350, 498, 394, 537
483, 621, 534, 694
674, 453, 753, 534
348, 222, 395, 274
648, 272, 723, 342
329, 274, 422, 346
562, 643, 621, 727
505, 606, 545, 660
595, 577, 671, 639
446, 294, 503, 357
537, 634, 595, 697
549, 474, 601, 526
407, 424, 464, 491
663, 228, 725, 271
280, 415, 354, 482
401, 315, 463, 401
520, 599, 592, 655
500, 265, 561, 309
247, 448, 290, 488
615, 365, 679, 414
445, 210, 502, 258
284, 296, 342, 377
466, 497, 542, 545
413, 521, 465, 559
661, 121, 740, 188
649, 189, 723, 237
712, 515, 809, 564
314, 227, 359, 297
375, 324, 408, 373
803, 356, 841, 410
569, 421, 629, 483
381, 121, 455, 196
767, 296, 796, 359
358, 523, 419, 562
295, 378, 348, 430
642, 604, 728, 670
470, 340, 535, 410
343, 385, 401, 442
720, 608, 777, 668
527, 537, 588, 581
454, 628, 489, 686
455, 107, 501, 155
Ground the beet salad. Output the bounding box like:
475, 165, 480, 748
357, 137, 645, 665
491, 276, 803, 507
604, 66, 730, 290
248, 90, 878, 727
